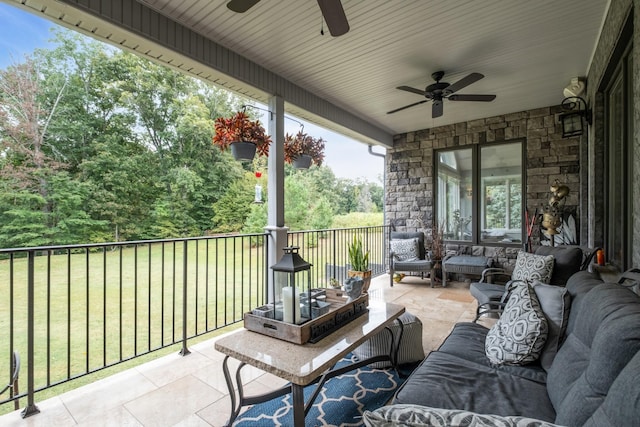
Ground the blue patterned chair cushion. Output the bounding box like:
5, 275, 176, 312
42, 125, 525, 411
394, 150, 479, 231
390, 238, 420, 261
363, 404, 564, 427
512, 251, 555, 284
485, 281, 548, 365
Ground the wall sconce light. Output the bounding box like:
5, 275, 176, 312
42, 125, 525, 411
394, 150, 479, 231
559, 96, 591, 138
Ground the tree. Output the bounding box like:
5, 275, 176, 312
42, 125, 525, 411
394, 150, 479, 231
211, 172, 257, 233
284, 171, 334, 231
0, 26, 382, 247
79, 138, 161, 242
46, 172, 108, 244
0, 58, 74, 246
242, 203, 268, 246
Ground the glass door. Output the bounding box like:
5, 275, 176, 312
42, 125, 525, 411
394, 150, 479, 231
605, 45, 633, 270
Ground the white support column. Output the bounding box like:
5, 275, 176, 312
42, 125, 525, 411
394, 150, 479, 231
265, 95, 288, 303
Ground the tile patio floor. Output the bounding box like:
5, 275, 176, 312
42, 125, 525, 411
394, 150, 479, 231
0, 274, 493, 427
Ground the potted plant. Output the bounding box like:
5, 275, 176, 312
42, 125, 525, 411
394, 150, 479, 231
212, 110, 272, 161
347, 235, 372, 293
283, 131, 325, 169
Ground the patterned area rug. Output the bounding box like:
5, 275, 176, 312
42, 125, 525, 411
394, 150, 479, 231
233, 353, 406, 427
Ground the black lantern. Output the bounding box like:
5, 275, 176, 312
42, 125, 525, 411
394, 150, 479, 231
560, 96, 592, 138
270, 246, 313, 324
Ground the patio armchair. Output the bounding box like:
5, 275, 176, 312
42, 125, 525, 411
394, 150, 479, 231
388, 231, 433, 287
470, 246, 599, 321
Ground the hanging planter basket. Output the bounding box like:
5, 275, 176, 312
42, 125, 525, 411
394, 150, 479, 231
230, 141, 257, 162
292, 154, 313, 169
283, 131, 325, 169
212, 111, 271, 161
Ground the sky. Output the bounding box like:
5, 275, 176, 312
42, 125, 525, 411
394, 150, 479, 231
0, 3, 385, 183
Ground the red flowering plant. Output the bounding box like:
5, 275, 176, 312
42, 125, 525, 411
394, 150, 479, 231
283, 131, 325, 166
212, 111, 272, 157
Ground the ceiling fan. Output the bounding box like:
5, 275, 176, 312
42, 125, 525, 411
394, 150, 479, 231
387, 71, 496, 118
226, 0, 350, 37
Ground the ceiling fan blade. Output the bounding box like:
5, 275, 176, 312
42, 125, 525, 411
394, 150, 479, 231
227, 0, 261, 13
432, 101, 443, 118
445, 72, 484, 94
397, 85, 427, 96
317, 0, 350, 36
387, 100, 429, 114
448, 94, 496, 102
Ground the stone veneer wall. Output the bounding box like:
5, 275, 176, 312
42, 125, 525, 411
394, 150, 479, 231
385, 106, 581, 266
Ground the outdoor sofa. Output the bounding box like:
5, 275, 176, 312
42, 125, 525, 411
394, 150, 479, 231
364, 270, 640, 426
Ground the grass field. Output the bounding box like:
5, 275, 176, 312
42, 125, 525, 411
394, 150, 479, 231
0, 228, 387, 414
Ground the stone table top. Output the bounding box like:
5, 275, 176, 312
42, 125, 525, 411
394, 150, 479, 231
214, 299, 405, 385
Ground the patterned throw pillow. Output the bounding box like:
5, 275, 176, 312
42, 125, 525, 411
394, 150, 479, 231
512, 251, 555, 284
485, 281, 548, 365
390, 238, 420, 261
363, 404, 564, 427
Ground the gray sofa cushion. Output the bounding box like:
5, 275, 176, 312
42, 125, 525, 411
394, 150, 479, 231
444, 255, 490, 267
436, 322, 547, 383
546, 283, 640, 426
532, 281, 571, 370
583, 349, 640, 427
393, 351, 556, 421
534, 246, 583, 286
469, 282, 506, 306
564, 271, 603, 336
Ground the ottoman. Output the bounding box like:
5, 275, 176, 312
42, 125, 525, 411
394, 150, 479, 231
353, 312, 424, 368
442, 255, 493, 287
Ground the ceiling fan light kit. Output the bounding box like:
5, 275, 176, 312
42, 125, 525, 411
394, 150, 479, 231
388, 71, 497, 118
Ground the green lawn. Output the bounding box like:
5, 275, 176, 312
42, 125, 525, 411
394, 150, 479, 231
0, 237, 267, 413
0, 229, 386, 414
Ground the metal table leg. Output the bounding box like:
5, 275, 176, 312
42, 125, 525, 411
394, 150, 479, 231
221, 317, 405, 426
222, 356, 292, 427
291, 384, 305, 427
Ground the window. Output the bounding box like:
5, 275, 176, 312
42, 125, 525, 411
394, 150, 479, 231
437, 149, 472, 241
436, 141, 523, 244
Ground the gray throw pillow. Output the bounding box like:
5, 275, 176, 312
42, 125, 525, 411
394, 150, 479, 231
485, 281, 548, 365
512, 251, 555, 284
532, 280, 571, 371
363, 404, 565, 427
390, 238, 420, 261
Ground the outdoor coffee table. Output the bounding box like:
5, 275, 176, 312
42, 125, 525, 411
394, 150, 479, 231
215, 299, 405, 427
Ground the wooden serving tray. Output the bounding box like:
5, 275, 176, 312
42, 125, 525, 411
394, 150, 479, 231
244, 288, 369, 344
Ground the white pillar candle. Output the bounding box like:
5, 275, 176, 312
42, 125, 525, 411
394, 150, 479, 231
282, 286, 301, 324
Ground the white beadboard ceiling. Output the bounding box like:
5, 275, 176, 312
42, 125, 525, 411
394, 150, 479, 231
8, 0, 609, 148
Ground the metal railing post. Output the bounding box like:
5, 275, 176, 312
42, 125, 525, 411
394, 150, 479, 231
21, 251, 39, 418
331, 229, 337, 280
179, 241, 191, 356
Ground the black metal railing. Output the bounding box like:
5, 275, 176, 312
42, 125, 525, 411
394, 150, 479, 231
287, 225, 388, 285
0, 225, 389, 416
